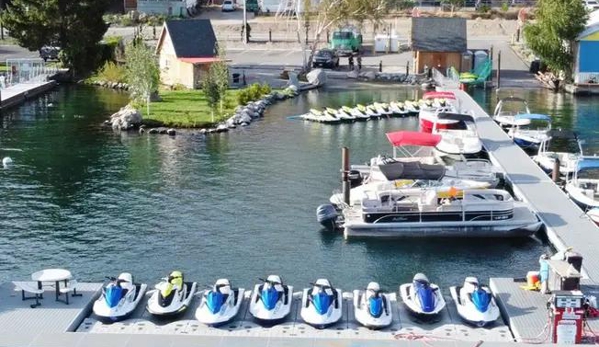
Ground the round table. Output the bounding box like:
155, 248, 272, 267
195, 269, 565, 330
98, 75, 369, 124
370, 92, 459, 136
31, 269, 73, 302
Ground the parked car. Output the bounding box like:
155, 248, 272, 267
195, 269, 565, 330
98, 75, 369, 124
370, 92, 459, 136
39, 46, 61, 62
222, 0, 236, 12
312, 49, 339, 69
583, 0, 599, 10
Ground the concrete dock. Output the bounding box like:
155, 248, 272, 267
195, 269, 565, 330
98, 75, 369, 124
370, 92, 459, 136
1, 80, 57, 110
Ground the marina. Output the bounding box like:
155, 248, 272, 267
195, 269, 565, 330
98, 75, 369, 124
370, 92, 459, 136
2, 87, 599, 346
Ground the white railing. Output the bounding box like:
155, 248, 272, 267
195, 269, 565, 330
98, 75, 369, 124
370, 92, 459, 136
1, 59, 59, 89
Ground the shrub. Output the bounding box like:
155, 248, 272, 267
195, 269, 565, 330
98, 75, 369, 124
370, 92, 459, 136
247, 83, 262, 100
171, 83, 188, 91
97, 61, 127, 83
260, 83, 271, 95
501, 1, 509, 12
477, 4, 491, 13
120, 16, 133, 27
236, 89, 250, 105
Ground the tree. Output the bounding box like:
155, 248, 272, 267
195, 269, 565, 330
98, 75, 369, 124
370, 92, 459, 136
201, 71, 220, 123
125, 41, 160, 117
441, 0, 465, 16
1, 0, 110, 76
523, 0, 588, 83
211, 44, 229, 116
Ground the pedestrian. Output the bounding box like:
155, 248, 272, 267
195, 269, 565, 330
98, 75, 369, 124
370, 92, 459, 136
246, 23, 252, 42
357, 55, 362, 70
348, 55, 354, 70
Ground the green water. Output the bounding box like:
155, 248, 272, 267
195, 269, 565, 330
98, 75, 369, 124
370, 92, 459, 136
3, 85, 594, 289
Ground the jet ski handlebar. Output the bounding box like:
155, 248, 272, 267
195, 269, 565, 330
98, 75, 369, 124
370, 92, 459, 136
310, 282, 333, 290
258, 278, 282, 285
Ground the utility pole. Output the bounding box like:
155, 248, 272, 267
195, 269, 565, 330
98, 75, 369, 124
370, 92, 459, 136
243, 0, 248, 45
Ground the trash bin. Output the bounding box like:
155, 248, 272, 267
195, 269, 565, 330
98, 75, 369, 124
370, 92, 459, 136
529, 59, 540, 74
232, 73, 240, 84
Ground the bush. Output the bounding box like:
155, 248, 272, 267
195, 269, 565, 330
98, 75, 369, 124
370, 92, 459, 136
120, 16, 133, 27
236, 89, 250, 105
235, 83, 272, 105
477, 4, 491, 13
259, 83, 271, 95
501, 1, 509, 12
96, 61, 127, 83
171, 83, 188, 91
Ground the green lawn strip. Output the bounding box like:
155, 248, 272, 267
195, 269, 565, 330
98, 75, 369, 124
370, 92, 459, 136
140, 89, 241, 128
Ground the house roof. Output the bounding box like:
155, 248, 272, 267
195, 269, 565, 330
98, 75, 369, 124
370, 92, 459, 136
179, 57, 222, 64
411, 17, 467, 52
158, 19, 217, 58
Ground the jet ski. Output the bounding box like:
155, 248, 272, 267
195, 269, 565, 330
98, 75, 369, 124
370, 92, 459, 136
343, 106, 370, 121
92, 273, 147, 322
399, 273, 446, 321
449, 277, 500, 327
353, 282, 392, 329
195, 279, 244, 326
147, 271, 197, 316
249, 275, 293, 325
300, 279, 342, 329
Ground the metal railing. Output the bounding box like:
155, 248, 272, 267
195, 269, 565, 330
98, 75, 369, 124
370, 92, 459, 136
1, 59, 59, 89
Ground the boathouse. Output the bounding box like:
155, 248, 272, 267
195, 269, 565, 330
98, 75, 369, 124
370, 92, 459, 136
156, 19, 219, 89
411, 17, 467, 74
573, 11, 599, 86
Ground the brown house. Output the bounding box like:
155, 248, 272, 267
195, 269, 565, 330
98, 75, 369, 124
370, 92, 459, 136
156, 20, 220, 89
411, 17, 467, 74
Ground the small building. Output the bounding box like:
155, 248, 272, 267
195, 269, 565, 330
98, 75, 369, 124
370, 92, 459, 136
573, 11, 599, 85
137, 0, 192, 16
411, 17, 467, 74
155, 19, 220, 89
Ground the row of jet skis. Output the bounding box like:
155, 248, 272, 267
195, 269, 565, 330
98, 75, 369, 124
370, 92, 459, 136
298, 100, 447, 123
92, 272, 500, 329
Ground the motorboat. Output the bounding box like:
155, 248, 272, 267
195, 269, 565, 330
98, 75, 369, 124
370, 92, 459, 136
399, 273, 445, 321
147, 271, 197, 316
565, 158, 599, 210
327, 107, 355, 122
353, 282, 392, 329
492, 96, 531, 127
433, 112, 484, 160
404, 100, 420, 115
366, 104, 384, 119
351, 131, 500, 188
507, 113, 552, 149
341, 188, 542, 238
195, 279, 245, 326
249, 275, 293, 325
300, 109, 340, 124
330, 159, 492, 206
449, 277, 500, 327
343, 106, 370, 121
389, 101, 409, 116
420, 106, 460, 133
531, 129, 583, 176
356, 104, 377, 119
373, 102, 392, 116
93, 273, 147, 321
300, 279, 342, 329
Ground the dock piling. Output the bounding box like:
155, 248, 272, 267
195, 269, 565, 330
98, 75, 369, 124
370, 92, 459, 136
496, 50, 502, 89
553, 158, 561, 183
342, 147, 350, 205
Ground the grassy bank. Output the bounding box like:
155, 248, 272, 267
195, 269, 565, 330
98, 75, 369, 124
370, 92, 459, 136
140, 89, 241, 128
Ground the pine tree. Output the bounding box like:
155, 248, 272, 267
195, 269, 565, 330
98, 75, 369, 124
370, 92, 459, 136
2, 0, 110, 75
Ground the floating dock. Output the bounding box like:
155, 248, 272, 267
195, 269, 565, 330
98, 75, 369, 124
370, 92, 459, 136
1, 80, 57, 110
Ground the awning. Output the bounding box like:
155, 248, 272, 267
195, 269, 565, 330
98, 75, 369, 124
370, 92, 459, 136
178, 57, 222, 64
378, 160, 445, 181
386, 131, 442, 147
423, 91, 456, 100
437, 112, 475, 123
514, 113, 551, 122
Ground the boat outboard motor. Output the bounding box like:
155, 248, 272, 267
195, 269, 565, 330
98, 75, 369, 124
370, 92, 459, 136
413, 273, 435, 313
316, 204, 338, 230
348, 170, 363, 187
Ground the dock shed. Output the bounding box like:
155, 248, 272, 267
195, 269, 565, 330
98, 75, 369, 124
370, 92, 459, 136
411, 17, 467, 74
155, 19, 220, 89
573, 11, 599, 85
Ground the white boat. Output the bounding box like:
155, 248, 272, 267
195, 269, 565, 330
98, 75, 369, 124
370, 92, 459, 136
341, 188, 542, 238
531, 129, 583, 176
565, 157, 599, 210
449, 277, 500, 327
587, 207, 599, 225
365, 104, 383, 119
373, 102, 392, 116
389, 101, 410, 116
419, 91, 461, 132
300, 109, 340, 124
195, 279, 245, 326
146, 271, 197, 316
353, 282, 392, 329
300, 279, 342, 329
93, 273, 148, 322
404, 100, 420, 115
399, 273, 445, 321
507, 113, 552, 149
492, 96, 532, 127
327, 107, 355, 122
433, 112, 483, 160
343, 106, 370, 120
249, 275, 293, 325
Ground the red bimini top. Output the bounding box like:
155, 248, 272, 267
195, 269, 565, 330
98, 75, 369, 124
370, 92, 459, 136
385, 131, 442, 147
423, 91, 456, 100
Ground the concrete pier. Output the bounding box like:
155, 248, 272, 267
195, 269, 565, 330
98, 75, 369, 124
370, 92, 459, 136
1, 80, 57, 110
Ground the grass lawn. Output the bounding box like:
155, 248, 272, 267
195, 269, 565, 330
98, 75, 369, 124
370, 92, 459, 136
141, 89, 241, 128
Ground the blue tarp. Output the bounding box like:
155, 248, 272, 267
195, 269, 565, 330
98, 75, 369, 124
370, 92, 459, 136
579, 41, 599, 73
514, 113, 552, 122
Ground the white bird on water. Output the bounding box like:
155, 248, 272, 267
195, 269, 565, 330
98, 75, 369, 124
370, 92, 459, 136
2, 157, 13, 168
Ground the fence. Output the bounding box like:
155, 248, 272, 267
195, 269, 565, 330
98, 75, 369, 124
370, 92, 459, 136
1, 59, 59, 89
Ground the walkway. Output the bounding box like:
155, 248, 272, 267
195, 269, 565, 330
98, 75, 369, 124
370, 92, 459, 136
0, 80, 56, 109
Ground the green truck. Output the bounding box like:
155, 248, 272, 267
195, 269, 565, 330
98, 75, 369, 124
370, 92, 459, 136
330, 27, 362, 56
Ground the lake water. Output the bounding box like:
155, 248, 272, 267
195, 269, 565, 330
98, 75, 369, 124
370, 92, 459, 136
3, 84, 596, 289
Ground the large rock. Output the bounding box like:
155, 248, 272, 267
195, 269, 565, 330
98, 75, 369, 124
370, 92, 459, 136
306, 69, 327, 86
109, 105, 142, 130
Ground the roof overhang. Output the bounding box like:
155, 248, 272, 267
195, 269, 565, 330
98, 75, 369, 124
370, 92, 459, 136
178, 57, 222, 64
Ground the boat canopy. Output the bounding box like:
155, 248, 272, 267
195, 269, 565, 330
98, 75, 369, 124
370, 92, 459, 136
577, 159, 599, 171
514, 113, 551, 122
437, 113, 475, 123
378, 160, 446, 181
386, 131, 442, 147
423, 91, 456, 100
547, 129, 578, 139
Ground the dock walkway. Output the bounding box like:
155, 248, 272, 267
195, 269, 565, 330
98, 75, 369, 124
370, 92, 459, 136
1, 80, 57, 110
453, 90, 599, 280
